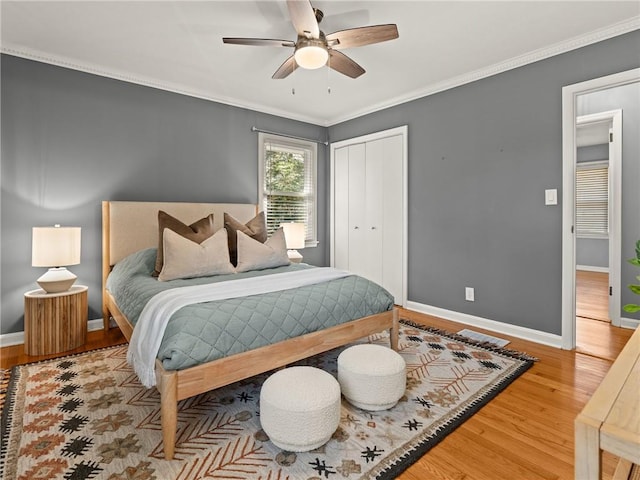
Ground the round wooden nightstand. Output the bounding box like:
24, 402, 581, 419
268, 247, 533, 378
24, 285, 88, 355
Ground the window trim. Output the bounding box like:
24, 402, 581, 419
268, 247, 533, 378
258, 132, 318, 247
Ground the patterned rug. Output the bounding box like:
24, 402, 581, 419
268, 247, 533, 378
1, 320, 535, 480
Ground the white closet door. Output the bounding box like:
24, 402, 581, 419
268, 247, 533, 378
378, 135, 404, 302
331, 125, 406, 306
333, 146, 350, 271
365, 140, 384, 285
347, 144, 368, 277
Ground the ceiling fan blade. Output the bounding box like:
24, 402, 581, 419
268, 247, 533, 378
326, 24, 398, 50
272, 55, 298, 79
328, 50, 365, 78
287, 0, 319, 38
223, 37, 295, 48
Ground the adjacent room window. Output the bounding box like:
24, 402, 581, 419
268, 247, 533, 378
575, 160, 609, 238
258, 132, 317, 246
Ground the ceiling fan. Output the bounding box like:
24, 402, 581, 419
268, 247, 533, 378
222, 0, 399, 79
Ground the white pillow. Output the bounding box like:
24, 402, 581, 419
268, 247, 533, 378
235, 227, 290, 273
159, 227, 235, 281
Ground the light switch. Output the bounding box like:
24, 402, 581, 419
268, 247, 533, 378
545, 189, 557, 205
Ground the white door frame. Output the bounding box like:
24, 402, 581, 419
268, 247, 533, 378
561, 68, 639, 350
329, 125, 408, 307
576, 110, 622, 326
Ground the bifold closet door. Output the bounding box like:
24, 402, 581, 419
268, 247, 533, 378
368, 135, 403, 302
346, 143, 371, 281
333, 134, 403, 302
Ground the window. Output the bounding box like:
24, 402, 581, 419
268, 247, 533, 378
258, 133, 317, 246
576, 160, 609, 238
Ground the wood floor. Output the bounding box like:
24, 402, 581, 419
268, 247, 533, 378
576, 270, 610, 323
1, 304, 634, 480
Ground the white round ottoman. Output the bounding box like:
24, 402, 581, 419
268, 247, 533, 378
260, 366, 341, 452
338, 344, 406, 411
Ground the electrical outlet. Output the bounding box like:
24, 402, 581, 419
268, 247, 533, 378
465, 287, 475, 302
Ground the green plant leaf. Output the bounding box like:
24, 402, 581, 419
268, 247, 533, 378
623, 304, 640, 313
625, 240, 640, 316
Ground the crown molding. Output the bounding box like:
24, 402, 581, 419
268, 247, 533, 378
2, 16, 639, 128
326, 16, 640, 126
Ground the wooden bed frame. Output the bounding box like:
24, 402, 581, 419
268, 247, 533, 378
102, 200, 399, 460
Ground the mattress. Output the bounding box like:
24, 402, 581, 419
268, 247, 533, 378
106, 248, 394, 371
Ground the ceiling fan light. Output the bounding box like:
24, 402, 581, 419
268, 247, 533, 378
294, 45, 328, 70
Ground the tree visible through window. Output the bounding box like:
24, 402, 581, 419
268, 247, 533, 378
259, 133, 317, 245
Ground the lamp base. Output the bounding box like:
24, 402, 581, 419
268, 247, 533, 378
287, 250, 303, 264
37, 267, 77, 293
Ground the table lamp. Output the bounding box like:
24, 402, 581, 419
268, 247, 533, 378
282, 222, 305, 263
32, 225, 81, 293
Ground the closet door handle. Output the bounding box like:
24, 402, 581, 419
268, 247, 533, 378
354, 226, 359, 230
371, 226, 377, 230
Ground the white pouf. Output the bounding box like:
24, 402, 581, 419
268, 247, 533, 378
338, 344, 406, 411
260, 366, 341, 452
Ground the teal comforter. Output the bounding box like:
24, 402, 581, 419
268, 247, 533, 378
106, 248, 394, 371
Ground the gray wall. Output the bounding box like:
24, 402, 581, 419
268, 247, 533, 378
1, 55, 327, 334
576, 144, 609, 269
329, 30, 640, 335
577, 81, 640, 320
576, 239, 609, 269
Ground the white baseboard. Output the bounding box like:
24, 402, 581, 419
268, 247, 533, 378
620, 316, 640, 330
0, 331, 24, 348
406, 301, 563, 349
576, 265, 609, 273
0, 318, 105, 348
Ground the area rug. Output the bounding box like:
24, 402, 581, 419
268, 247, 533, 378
0, 320, 535, 480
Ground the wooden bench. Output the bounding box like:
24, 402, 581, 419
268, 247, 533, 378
575, 325, 640, 479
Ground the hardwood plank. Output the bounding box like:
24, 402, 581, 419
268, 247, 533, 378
1, 307, 633, 479
576, 270, 610, 322
578, 316, 631, 362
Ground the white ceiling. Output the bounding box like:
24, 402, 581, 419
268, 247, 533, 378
2, 1, 639, 126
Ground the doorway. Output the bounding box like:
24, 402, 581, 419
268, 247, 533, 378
575, 110, 620, 320
561, 68, 640, 351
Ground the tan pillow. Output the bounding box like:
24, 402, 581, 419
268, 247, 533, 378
158, 228, 235, 281
236, 227, 290, 273
153, 210, 215, 276
224, 211, 268, 266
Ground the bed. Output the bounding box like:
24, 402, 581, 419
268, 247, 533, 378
102, 200, 399, 459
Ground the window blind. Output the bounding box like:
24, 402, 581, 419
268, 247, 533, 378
576, 161, 609, 237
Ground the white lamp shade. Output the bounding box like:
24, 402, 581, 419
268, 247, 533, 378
282, 223, 306, 249
32, 226, 81, 267
294, 45, 328, 70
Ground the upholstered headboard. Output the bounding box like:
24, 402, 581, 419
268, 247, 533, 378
102, 200, 258, 267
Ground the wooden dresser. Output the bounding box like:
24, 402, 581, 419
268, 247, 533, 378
575, 324, 640, 479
